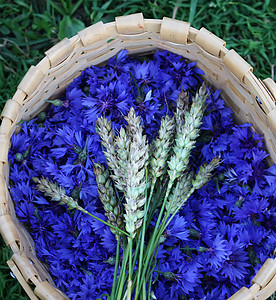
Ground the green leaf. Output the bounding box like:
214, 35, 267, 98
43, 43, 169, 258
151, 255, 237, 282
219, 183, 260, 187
0, 25, 10, 35
269, 0, 276, 9
58, 16, 85, 40
47, 0, 65, 15
188, 0, 198, 25
70, 0, 84, 16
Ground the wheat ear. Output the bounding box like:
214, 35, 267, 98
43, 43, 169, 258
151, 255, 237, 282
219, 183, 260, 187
123, 107, 149, 236
93, 162, 124, 237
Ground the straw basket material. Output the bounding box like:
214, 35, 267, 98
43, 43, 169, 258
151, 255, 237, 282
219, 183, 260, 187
0, 12, 275, 300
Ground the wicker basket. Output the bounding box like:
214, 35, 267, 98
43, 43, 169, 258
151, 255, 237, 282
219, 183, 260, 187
0, 13, 275, 300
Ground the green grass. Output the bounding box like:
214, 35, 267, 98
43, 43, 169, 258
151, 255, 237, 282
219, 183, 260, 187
0, 0, 275, 112
0, 0, 275, 299
0, 236, 28, 299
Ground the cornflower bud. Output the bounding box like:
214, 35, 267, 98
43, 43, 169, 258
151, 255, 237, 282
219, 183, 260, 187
37, 111, 47, 123
163, 271, 179, 281
15, 153, 24, 162
45, 99, 63, 106
104, 257, 116, 265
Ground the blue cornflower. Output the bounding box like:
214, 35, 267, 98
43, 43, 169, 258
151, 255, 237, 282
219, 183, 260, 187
48, 258, 78, 289
134, 88, 160, 125
233, 193, 269, 221
155, 85, 179, 116
15, 201, 37, 224
200, 234, 230, 270
90, 211, 108, 235
201, 114, 214, 132
152, 280, 169, 299
29, 209, 58, 249
156, 244, 167, 260
205, 87, 233, 131
153, 50, 182, 69
56, 243, 83, 265
221, 239, 251, 282
262, 231, 276, 253
60, 267, 83, 293
257, 206, 276, 232
165, 61, 194, 90
130, 60, 151, 86
158, 260, 202, 297
217, 222, 241, 241
204, 280, 245, 300
20, 120, 47, 147
238, 222, 266, 246
100, 227, 117, 253
82, 81, 131, 123
9, 163, 32, 183
229, 124, 263, 159
189, 197, 215, 229
165, 245, 185, 264
9, 130, 31, 159
107, 49, 130, 77
201, 133, 231, 159
165, 215, 189, 243
65, 87, 84, 116
9, 180, 35, 203
230, 153, 268, 195
51, 212, 79, 243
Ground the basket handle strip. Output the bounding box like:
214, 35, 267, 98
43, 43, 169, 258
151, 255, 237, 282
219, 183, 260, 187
160, 17, 190, 45
0, 12, 275, 300
229, 256, 276, 300
0, 175, 9, 216
7, 259, 39, 300
263, 78, 276, 99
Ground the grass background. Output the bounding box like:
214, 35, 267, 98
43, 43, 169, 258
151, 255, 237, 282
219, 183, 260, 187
0, 0, 275, 299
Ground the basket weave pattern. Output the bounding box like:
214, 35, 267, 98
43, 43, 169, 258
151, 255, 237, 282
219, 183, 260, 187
0, 13, 275, 300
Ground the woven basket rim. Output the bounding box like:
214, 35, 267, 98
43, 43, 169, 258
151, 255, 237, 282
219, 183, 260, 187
0, 12, 275, 300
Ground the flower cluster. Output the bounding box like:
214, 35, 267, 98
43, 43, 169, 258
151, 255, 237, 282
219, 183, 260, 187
8, 50, 276, 299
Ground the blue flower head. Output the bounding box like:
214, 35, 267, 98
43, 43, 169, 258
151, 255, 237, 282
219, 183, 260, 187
221, 239, 250, 282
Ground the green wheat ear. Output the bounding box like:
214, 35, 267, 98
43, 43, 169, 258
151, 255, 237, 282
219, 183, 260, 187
166, 83, 208, 190
32, 177, 130, 238
93, 162, 124, 237
96, 107, 149, 236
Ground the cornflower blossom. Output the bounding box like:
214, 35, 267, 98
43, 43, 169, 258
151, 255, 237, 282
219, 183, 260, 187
164, 215, 190, 243
199, 234, 231, 270
233, 193, 269, 221
229, 125, 263, 160
107, 49, 131, 77
82, 81, 131, 123
156, 260, 202, 298
221, 239, 251, 282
